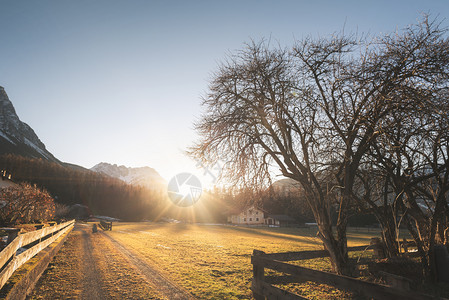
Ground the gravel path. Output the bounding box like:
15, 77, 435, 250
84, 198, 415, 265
100, 231, 196, 300
80, 228, 106, 299
29, 223, 171, 299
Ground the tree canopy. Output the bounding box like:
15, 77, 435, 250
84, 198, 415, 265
190, 17, 449, 278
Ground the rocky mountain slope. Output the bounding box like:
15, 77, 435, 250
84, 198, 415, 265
0, 86, 59, 162
0, 86, 166, 191
91, 162, 166, 189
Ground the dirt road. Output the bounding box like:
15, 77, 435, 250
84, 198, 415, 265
79, 227, 106, 300
29, 223, 195, 299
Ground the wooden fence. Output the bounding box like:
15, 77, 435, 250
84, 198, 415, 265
99, 220, 112, 231
251, 245, 435, 300
0, 219, 75, 290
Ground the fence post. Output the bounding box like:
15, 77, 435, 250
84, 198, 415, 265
252, 250, 265, 300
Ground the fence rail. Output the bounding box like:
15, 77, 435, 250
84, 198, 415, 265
258, 245, 370, 262
251, 245, 435, 300
0, 219, 75, 290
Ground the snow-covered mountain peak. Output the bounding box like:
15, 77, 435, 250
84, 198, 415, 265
91, 162, 166, 189
0, 86, 59, 162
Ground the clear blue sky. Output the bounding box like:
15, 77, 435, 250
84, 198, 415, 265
0, 0, 448, 182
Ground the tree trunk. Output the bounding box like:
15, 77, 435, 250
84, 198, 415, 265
336, 217, 351, 275
317, 221, 351, 276
382, 224, 399, 257
405, 215, 433, 281
378, 212, 399, 258
304, 181, 352, 275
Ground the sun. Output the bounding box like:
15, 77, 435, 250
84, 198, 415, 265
177, 180, 193, 199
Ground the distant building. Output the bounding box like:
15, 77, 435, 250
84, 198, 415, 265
1, 169, 12, 180
227, 206, 265, 225
0, 170, 15, 189
227, 206, 300, 227
264, 214, 298, 227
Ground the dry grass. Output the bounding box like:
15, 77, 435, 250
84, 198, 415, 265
107, 223, 379, 299
30, 226, 165, 299
29, 229, 84, 299
90, 228, 166, 299
28, 223, 415, 299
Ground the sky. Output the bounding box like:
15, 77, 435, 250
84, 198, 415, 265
0, 0, 448, 183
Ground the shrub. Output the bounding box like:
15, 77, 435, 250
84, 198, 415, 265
0, 183, 55, 226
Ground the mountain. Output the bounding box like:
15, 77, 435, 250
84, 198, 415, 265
91, 162, 166, 190
0, 86, 59, 163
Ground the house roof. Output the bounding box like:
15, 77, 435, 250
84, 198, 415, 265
226, 205, 267, 215
246, 206, 267, 212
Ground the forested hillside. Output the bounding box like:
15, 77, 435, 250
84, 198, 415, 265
0, 154, 165, 221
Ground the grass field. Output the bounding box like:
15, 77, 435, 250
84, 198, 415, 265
108, 223, 382, 299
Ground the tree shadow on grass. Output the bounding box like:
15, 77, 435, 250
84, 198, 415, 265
224, 225, 322, 246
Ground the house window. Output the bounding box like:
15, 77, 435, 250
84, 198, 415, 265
256, 218, 259, 221
250, 218, 252, 221
256, 211, 258, 215
244, 218, 246, 221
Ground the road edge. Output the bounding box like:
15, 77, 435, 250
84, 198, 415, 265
0, 225, 74, 300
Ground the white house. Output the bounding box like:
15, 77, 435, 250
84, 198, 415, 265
227, 206, 265, 225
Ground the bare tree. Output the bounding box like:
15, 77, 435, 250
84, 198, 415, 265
365, 19, 449, 281
292, 16, 449, 276
190, 17, 449, 276
190, 38, 361, 274
378, 95, 449, 281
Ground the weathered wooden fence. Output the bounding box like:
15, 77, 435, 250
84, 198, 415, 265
251, 245, 435, 300
99, 220, 112, 231
0, 219, 75, 290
